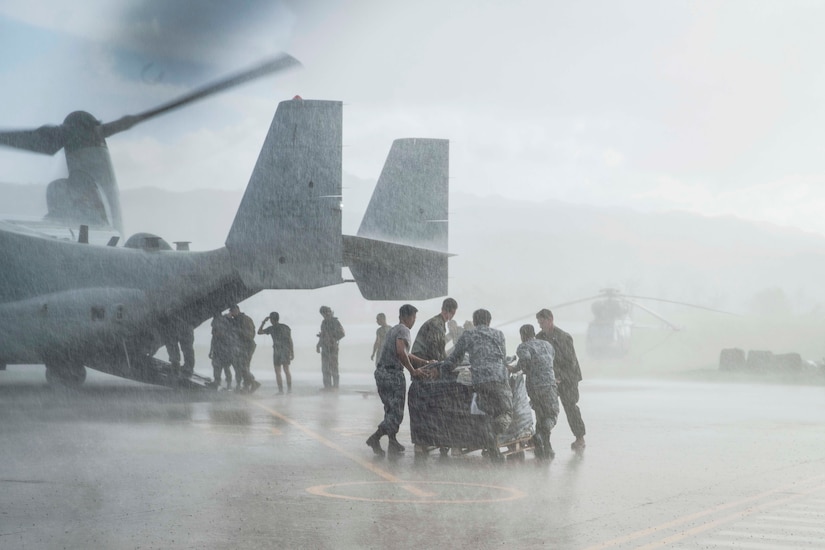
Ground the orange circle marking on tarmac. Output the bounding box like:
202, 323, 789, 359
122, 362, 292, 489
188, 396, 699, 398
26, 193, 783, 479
307, 480, 526, 504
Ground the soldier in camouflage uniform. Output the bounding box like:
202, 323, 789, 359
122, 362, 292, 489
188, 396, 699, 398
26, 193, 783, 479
411, 297, 458, 361
366, 304, 432, 457
536, 308, 586, 451
511, 324, 559, 459
316, 306, 345, 390
445, 308, 512, 462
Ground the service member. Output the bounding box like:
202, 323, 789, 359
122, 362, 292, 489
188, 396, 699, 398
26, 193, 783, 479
510, 324, 559, 459
536, 308, 585, 450
366, 304, 432, 457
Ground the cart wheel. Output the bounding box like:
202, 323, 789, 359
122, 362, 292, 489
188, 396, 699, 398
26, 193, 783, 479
414, 444, 429, 456
439, 447, 450, 457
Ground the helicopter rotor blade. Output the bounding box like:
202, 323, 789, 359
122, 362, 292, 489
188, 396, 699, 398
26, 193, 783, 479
623, 299, 682, 330
0, 54, 300, 156
101, 53, 301, 138
0, 125, 66, 155
622, 294, 739, 316
494, 295, 604, 328
549, 295, 604, 309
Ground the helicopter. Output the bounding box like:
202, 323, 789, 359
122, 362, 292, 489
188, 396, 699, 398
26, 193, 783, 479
548, 288, 736, 358
0, 60, 451, 388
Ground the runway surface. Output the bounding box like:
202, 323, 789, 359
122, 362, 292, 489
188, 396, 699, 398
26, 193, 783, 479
1, 365, 824, 549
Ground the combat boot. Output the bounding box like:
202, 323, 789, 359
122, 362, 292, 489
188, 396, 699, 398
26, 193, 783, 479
366, 428, 386, 457
532, 433, 546, 460
387, 435, 405, 455
487, 446, 504, 463
545, 440, 555, 459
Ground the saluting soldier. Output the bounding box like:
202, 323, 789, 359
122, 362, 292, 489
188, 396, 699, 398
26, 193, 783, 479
258, 312, 294, 394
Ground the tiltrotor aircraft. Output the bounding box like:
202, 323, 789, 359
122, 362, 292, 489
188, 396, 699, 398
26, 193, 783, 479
0, 60, 450, 388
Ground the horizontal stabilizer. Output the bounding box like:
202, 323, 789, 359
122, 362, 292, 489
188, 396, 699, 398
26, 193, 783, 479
344, 236, 450, 300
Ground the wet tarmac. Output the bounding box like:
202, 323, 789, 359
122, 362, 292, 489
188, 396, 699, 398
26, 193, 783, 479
1, 365, 824, 549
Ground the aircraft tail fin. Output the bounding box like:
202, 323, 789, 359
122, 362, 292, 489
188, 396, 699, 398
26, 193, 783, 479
344, 138, 450, 300
226, 99, 343, 290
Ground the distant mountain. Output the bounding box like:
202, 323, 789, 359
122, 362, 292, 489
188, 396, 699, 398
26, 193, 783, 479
4, 179, 825, 321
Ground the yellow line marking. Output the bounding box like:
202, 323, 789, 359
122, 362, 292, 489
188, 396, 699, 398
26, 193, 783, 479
248, 399, 434, 498
583, 474, 825, 550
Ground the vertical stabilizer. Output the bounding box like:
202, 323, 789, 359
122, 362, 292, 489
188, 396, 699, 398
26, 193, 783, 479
344, 138, 450, 300
357, 138, 449, 250
226, 99, 343, 289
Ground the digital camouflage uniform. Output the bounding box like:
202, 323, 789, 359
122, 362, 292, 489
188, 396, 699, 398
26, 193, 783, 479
210, 314, 233, 386
515, 338, 559, 458
411, 314, 448, 361
446, 326, 513, 448
537, 326, 585, 438
374, 323, 413, 436
318, 316, 345, 388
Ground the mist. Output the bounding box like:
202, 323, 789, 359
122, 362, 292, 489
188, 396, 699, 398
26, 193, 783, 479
3, 2, 825, 548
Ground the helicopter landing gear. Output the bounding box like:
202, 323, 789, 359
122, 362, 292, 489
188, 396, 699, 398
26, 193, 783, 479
45, 362, 87, 387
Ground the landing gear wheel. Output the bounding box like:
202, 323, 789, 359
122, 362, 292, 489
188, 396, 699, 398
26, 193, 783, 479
45, 363, 87, 387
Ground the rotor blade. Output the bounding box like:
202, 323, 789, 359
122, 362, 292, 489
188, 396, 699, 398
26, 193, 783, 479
624, 300, 682, 330
101, 53, 301, 138
550, 295, 604, 309
495, 295, 604, 328
622, 295, 740, 316
0, 125, 66, 155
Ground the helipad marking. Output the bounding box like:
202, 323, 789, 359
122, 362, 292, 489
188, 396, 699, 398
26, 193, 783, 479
582, 474, 825, 550
248, 400, 434, 498
307, 480, 527, 504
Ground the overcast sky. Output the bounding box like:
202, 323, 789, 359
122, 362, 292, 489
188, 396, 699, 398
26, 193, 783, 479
2, 1, 825, 236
